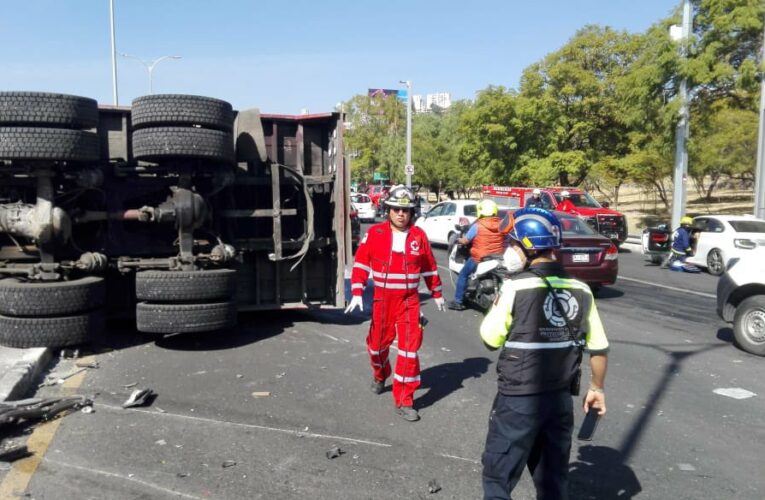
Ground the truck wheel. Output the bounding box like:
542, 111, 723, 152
136, 301, 237, 334
135, 269, 236, 302
707, 249, 724, 276
0, 310, 105, 348
0, 276, 105, 317
131, 95, 234, 131
0, 92, 98, 129
132, 127, 235, 163
733, 295, 765, 356
0, 127, 99, 162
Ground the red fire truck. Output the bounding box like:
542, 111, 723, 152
482, 186, 628, 246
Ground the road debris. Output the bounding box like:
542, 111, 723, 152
122, 382, 138, 389
155, 439, 167, 446
81, 406, 94, 414
428, 479, 441, 494
325, 445, 344, 459
176, 472, 190, 478
713, 388, 756, 400
42, 367, 88, 386
122, 388, 156, 408
0, 445, 31, 462
222, 460, 237, 468
75, 360, 100, 369
251, 391, 271, 398
677, 463, 696, 472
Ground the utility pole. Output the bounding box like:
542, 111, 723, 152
109, 0, 118, 105
400, 80, 413, 188
671, 0, 692, 229
754, 11, 765, 219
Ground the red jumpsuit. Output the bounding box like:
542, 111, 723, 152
556, 199, 576, 213
351, 222, 443, 408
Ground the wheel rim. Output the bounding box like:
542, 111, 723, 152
708, 250, 723, 274
744, 308, 765, 344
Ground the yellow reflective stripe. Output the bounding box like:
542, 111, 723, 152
585, 299, 609, 351
480, 281, 516, 348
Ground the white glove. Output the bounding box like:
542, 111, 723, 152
434, 297, 445, 311
345, 295, 364, 314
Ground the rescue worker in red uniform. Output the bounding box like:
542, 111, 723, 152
345, 185, 445, 422
555, 190, 576, 213
448, 199, 507, 311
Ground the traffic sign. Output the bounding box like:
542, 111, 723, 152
404, 164, 414, 175
373, 172, 389, 181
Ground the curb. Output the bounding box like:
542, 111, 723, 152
0, 347, 52, 402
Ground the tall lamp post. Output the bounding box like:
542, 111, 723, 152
754, 11, 765, 219
670, 0, 692, 230
120, 54, 182, 94
399, 80, 413, 188
109, 0, 118, 105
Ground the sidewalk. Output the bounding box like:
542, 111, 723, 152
0, 346, 51, 402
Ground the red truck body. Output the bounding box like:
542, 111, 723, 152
482, 186, 628, 245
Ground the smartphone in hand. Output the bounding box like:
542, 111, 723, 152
577, 407, 601, 441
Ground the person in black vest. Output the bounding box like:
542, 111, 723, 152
479, 207, 609, 500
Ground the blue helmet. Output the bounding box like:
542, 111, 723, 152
509, 208, 562, 250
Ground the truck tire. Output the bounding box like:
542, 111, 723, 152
0, 92, 98, 129
135, 269, 236, 302
136, 301, 237, 334
0, 276, 105, 317
0, 310, 104, 348
131, 95, 234, 131
0, 127, 99, 161
132, 127, 235, 163
733, 295, 765, 356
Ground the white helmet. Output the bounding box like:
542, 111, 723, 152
532, 188, 541, 195
561, 190, 570, 198
384, 185, 416, 208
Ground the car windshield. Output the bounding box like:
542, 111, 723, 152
463, 204, 477, 217
558, 214, 598, 236
351, 194, 370, 203
553, 192, 602, 208
729, 220, 765, 233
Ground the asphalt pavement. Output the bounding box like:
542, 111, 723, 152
1, 239, 763, 499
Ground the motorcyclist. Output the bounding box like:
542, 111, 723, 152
556, 190, 576, 213
662, 216, 694, 268
448, 199, 505, 311
526, 188, 545, 208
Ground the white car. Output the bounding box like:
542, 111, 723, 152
350, 193, 376, 222
414, 200, 478, 245
685, 215, 765, 275
717, 253, 765, 356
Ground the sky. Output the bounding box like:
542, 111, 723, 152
0, 0, 681, 114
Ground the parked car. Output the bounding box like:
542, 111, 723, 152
351, 193, 376, 221
685, 215, 765, 276
554, 211, 619, 292
415, 200, 478, 245
717, 254, 765, 356
366, 184, 390, 208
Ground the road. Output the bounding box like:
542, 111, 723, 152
0, 243, 762, 499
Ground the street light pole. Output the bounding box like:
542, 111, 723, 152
671, 0, 692, 230
400, 80, 413, 188
754, 12, 765, 219
109, 0, 118, 105
120, 54, 182, 94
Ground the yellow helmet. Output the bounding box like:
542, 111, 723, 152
477, 199, 498, 218
680, 216, 693, 226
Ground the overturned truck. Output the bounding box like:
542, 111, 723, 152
0, 92, 352, 348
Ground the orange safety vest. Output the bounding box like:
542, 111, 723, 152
471, 217, 505, 261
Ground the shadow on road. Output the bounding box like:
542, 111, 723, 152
595, 287, 625, 300
716, 326, 734, 344
154, 310, 293, 351
569, 445, 642, 499
416, 357, 491, 410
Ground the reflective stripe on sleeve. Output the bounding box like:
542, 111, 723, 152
354, 262, 372, 273
351, 283, 364, 290
396, 349, 418, 359
393, 374, 421, 383
421, 270, 438, 277
368, 347, 389, 356
503, 340, 585, 349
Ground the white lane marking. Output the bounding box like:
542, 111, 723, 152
44, 459, 205, 500
438, 453, 480, 464
618, 276, 715, 299
97, 403, 391, 448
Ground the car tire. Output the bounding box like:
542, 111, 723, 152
131, 94, 234, 131
0, 310, 105, 348
649, 255, 663, 265
707, 248, 724, 276
135, 269, 236, 302
132, 127, 235, 163
136, 301, 237, 334
0, 92, 99, 129
0, 127, 99, 162
0, 276, 105, 317
733, 295, 765, 356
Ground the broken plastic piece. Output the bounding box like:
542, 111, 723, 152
325, 445, 343, 459
75, 361, 99, 369
81, 406, 94, 414
251, 391, 271, 398
222, 460, 237, 468
122, 388, 156, 408
428, 479, 441, 494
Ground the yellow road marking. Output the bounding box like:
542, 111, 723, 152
0, 355, 94, 500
